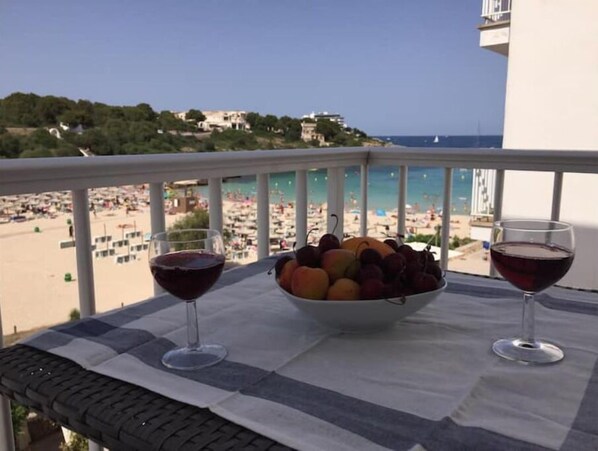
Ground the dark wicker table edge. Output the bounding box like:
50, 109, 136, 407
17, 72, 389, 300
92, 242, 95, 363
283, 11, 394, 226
0, 344, 292, 451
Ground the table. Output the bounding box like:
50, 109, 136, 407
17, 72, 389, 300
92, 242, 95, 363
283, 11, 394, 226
1, 257, 598, 450
0, 344, 289, 450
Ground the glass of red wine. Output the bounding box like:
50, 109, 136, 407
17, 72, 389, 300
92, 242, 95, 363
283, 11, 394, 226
149, 229, 226, 370
490, 219, 575, 364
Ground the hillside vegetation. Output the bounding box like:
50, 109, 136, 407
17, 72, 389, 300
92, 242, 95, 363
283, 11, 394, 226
0, 92, 377, 158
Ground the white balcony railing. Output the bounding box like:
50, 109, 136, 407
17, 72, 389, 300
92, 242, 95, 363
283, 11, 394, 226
481, 0, 511, 23
3, 146, 598, 447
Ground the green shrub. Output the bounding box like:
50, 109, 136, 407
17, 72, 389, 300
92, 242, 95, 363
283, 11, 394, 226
69, 308, 80, 321
60, 432, 88, 451
11, 403, 28, 436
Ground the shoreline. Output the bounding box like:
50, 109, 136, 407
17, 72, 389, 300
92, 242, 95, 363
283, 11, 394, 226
0, 187, 472, 336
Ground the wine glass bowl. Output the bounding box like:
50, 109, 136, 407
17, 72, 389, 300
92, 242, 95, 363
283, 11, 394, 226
149, 229, 226, 370
490, 220, 575, 364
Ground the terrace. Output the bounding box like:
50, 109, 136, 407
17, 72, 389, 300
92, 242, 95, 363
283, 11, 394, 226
1, 146, 598, 449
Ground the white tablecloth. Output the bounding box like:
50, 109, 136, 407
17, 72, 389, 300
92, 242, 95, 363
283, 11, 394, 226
24, 257, 598, 450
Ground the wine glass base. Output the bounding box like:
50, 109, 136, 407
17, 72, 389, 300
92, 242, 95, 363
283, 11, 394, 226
162, 344, 227, 370
492, 338, 564, 365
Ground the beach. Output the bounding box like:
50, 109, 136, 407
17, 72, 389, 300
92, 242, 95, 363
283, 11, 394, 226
0, 187, 472, 335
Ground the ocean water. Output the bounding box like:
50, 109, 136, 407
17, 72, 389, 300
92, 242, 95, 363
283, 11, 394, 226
195, 135, 503, 214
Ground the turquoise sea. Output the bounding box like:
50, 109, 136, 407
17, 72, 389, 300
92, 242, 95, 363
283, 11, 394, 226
195, 135, 503, 215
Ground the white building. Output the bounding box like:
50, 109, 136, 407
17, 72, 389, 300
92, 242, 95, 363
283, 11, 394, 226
476, 0, 598, 289
173, 111, 188, 121
197, 110, 249, 132
300, 122, 325, 145
302, 112, 347, 128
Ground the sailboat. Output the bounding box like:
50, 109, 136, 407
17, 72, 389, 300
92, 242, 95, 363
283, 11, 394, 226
433, 135, 439, 144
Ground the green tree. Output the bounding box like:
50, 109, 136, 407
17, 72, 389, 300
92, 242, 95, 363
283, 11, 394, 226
69, 128, 111, 155
315, 119, 342, 141
122, 103, 156, 122
186, 109, 206, 123
53, 142, 81, 157
277, 116, 302, 141
59, 109, 93, 128
34, 95, 74, 125
26, 128, 59, 149
262, 114, 278, 131
246, 112, 261, 129
92, 102, 124, 126
129, 121, 157, 143
19, 148, 53, 158
0, 134, 21, 158
170, 208, 210, 231
0, 92, 40, 126
158, 110, 194, 131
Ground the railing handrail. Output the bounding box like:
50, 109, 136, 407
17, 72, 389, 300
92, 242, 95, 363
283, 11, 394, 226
481, 0, 511, 22
3, 147, 598, 196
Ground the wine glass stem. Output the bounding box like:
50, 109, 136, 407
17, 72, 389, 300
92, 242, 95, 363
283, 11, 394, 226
522, 292, 535, 343
186, 300, 201, 350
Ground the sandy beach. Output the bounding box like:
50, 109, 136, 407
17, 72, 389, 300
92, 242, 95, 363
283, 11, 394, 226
0, 188, 472, 335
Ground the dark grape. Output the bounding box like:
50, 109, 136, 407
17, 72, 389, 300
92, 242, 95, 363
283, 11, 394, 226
296, 245, 320, 268
384, 239, 400, 252
360, 248, 383, 266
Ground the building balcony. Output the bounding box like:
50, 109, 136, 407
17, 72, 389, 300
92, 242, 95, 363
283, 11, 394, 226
479, 0, 511, 56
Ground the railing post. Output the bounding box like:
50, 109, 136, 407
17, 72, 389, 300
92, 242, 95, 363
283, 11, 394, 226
72, 189, 103, 451
440, 168, 453, 270
490, 169, 505, 277
398, 166, 408, 239
295, 170, 308, 247
257, 174, 270, 259
360, 164, 368, 237
0, 307, 15, 451
327, 168, 345, 241
72, 189, 96, 317
149, 183, 166, 295
208, 178, 223, 234
551, 172, 564, 221
149, 183, 166, 235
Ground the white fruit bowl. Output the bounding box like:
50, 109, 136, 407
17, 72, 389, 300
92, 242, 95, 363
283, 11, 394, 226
277, 279, 447, 333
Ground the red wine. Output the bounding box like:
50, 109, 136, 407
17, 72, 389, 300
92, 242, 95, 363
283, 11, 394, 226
490, 242, 574, 293
150, 251, 225, 301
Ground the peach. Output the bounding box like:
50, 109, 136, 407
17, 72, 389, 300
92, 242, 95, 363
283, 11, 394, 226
277, 258, 299, 293
326, 278, 361, 301
291, 266, 329, 300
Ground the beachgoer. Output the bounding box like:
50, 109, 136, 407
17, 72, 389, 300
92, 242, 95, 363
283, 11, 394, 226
69, 224, 74, 239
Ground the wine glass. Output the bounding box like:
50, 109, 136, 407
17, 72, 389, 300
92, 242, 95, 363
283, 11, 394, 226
490, 219, 575, 364
149, 229, 226, 370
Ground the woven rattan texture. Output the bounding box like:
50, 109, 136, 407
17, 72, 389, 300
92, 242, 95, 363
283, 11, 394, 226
0, 344, 292, 450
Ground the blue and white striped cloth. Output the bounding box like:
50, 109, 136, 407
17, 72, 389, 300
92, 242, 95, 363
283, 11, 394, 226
24, 257, 598, 450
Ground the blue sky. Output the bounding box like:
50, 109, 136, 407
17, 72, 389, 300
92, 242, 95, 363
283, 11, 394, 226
0, 0, 507, 135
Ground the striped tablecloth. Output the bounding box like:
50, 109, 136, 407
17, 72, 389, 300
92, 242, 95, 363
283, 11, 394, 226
23, 257, 598, 450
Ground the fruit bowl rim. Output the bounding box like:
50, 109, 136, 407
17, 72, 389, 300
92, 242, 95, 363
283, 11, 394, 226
276, 277, 447, 305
